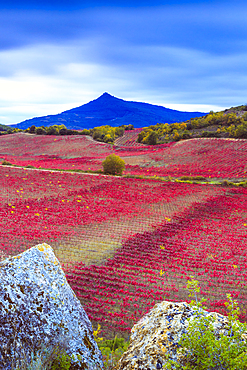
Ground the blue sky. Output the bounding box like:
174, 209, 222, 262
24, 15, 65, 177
1, 0, 247, 125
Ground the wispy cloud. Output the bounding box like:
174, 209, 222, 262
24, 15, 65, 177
1, 1, 247, 124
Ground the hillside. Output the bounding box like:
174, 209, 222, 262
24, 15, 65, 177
0, 123, 13, 132
11, 92, 207, 130
1, 132, 247, 180
137, 105, 247, 144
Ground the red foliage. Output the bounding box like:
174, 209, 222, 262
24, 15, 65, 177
66, 187, 247, 336
1, 134, 247, 179
1, 133, 247, 337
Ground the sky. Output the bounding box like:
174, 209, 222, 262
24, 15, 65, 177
1, 0, 247, 125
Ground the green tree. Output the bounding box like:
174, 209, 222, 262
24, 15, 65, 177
59, 128, 68, 135
144, 130, 158, 145
35, 127, 46, 135
92, 129, 102, 140
29, 125, 36, 134
137, 130, 146, 143
125, 124, 134, 130
46, 126, 57, 135
81, 129, 90, 135
234, 122, 247, 138
102, 154, 125, 175
12, 128, 22, 133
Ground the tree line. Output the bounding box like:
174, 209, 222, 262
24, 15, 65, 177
137, 107, 247, 145
5, 123, 134, 144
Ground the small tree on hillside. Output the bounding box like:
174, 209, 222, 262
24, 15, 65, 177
35, 127, 46, 135
59, 128, 68, 135
29, 125, 36, 134
102, 154, 125, 175
144, 130, 158, 145
46, 126, 57, 135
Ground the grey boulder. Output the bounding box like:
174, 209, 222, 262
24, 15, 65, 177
0, 243, 104, 369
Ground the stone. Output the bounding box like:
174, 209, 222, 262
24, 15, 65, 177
0, 243, 104, 369
114, 300, 247, 370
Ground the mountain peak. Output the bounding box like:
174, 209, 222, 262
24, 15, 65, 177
98, 92, 115, 99
13, 94, 207, 130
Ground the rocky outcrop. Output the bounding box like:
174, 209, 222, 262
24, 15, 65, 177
0, 243, 104, 369
114, 300, 245, 370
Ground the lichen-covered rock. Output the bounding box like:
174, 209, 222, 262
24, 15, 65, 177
0, 243, 104, 369
114, 300, 244, 370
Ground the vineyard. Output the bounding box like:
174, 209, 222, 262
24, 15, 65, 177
0, 132, 247, 339
66, 185, 247, 338
1, 133, 247, 179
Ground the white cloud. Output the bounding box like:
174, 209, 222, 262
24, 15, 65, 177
0, 40, 245, 124
1, 3, 247, 124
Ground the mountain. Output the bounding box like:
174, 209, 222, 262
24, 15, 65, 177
12, 93, 207, 130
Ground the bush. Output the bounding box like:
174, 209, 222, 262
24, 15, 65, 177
35, 127, 47, 135
165, 277, 247, 369
102, 154, 125, 175
80, 129, 91, 135
93, 324, 130, 370
1, 160, 13, 166
59, 128, 68, 135
14, 346, 72, 370
201, 131, 220, 138
180, 176, 207, 182
143, 131, 158, 145
221, 180, 235, 187
66, 129, 77, 135
46, 126, 58, 135
238, 181, 247, 188
10, 333, 73, 370
29, 125, 36, 134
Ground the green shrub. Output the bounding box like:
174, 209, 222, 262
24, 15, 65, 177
28, 125, 36, 134
102, 154, 125, 175
201, 131, 220, 138
80, 129, 91, 135
93, 324, 130, 369
13, 339, 72, 370
35, 127, 47, 135
143, 131, 158, 145
180, 176, 207, 181
165, 277, 247, 369
1, 160, 13, 166
46, 126, 58, 135
59, 128, 68, 135
238, 181, 247, 188
89, 125, 126, 143
50, 348, 71, 370
221, 180, 235, 187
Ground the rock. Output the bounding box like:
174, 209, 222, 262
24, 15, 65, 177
114, 300, 246, 370
0, 243, 104, 369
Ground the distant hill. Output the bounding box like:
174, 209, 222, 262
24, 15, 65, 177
137, 105, 247, 144
11, 93, 207, 130
0, 123, 12, 132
